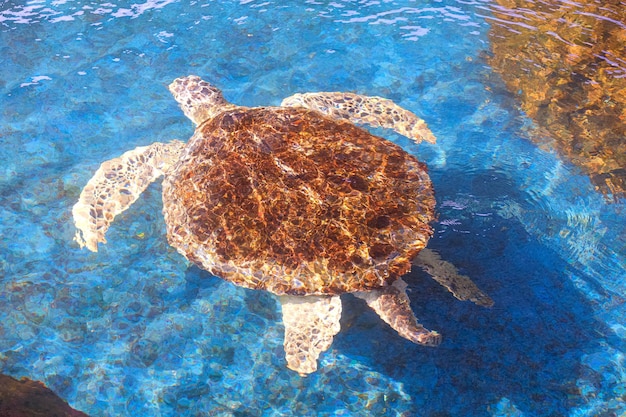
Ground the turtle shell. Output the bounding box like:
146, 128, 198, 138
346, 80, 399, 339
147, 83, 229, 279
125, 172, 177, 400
162, 106, 435, 296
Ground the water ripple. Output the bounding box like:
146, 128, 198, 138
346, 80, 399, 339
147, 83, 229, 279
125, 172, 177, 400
0, 0, 178, 25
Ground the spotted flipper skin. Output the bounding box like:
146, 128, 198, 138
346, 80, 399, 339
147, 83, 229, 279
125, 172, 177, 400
414, 249, 494, 308
354, 278, 442, 346
280, 295, 342, 375
73, 140, 185, 252
281, 92, 436, 145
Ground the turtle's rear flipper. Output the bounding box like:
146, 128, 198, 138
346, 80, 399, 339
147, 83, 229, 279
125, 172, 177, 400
414, 248, 494, 308
281, 92, 436, 145
72, 140, 185, 252
354, 278, 441, 346
280, 295, 342, 375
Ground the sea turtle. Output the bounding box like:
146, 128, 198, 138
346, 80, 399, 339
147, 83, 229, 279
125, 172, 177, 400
73, 75, 493, 375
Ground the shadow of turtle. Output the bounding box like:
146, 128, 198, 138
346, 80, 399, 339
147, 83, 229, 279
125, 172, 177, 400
336, 169, 624, 416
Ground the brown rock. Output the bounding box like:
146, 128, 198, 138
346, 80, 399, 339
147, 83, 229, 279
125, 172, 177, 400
0, 374, 88, 417
487, 0, 626, 199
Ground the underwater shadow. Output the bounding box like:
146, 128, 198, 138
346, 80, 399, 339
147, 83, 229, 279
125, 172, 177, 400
335, 168, 622, 416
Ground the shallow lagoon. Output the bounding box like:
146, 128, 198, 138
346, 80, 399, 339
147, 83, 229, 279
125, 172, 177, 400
1, 0, 625, 415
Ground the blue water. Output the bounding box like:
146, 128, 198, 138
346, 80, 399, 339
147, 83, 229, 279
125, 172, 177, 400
1, 0, 625, 415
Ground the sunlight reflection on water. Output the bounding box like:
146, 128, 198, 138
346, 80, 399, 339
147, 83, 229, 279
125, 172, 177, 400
1, 0, 626, 416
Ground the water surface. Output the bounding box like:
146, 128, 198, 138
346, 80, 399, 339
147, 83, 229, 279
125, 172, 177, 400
1, 0, 625, 416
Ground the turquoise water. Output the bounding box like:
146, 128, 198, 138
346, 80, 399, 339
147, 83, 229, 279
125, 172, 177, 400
1, 0, 626, 415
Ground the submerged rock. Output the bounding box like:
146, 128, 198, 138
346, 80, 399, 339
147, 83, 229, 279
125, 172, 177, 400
487, 0, 626, 199
0, 374, 88, 417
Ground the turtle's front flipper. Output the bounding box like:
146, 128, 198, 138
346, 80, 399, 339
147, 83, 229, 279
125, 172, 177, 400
72, 140, 185, 252
414, 249, 494, 308
279, 295, 342, 375
281, 92, 436, 144
354, 278, 441, 346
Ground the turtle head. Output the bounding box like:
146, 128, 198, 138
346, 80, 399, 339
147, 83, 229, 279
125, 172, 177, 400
169, 75, 233, 125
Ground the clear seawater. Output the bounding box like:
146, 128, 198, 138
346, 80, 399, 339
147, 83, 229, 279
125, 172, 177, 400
1, 0, 625, 416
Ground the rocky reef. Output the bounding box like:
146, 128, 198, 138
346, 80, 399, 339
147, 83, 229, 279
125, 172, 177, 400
487, 0, 626, 199
0, 374, 88, 417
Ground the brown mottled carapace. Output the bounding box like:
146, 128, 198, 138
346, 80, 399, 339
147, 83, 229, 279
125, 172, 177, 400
163, 107, 435, 295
